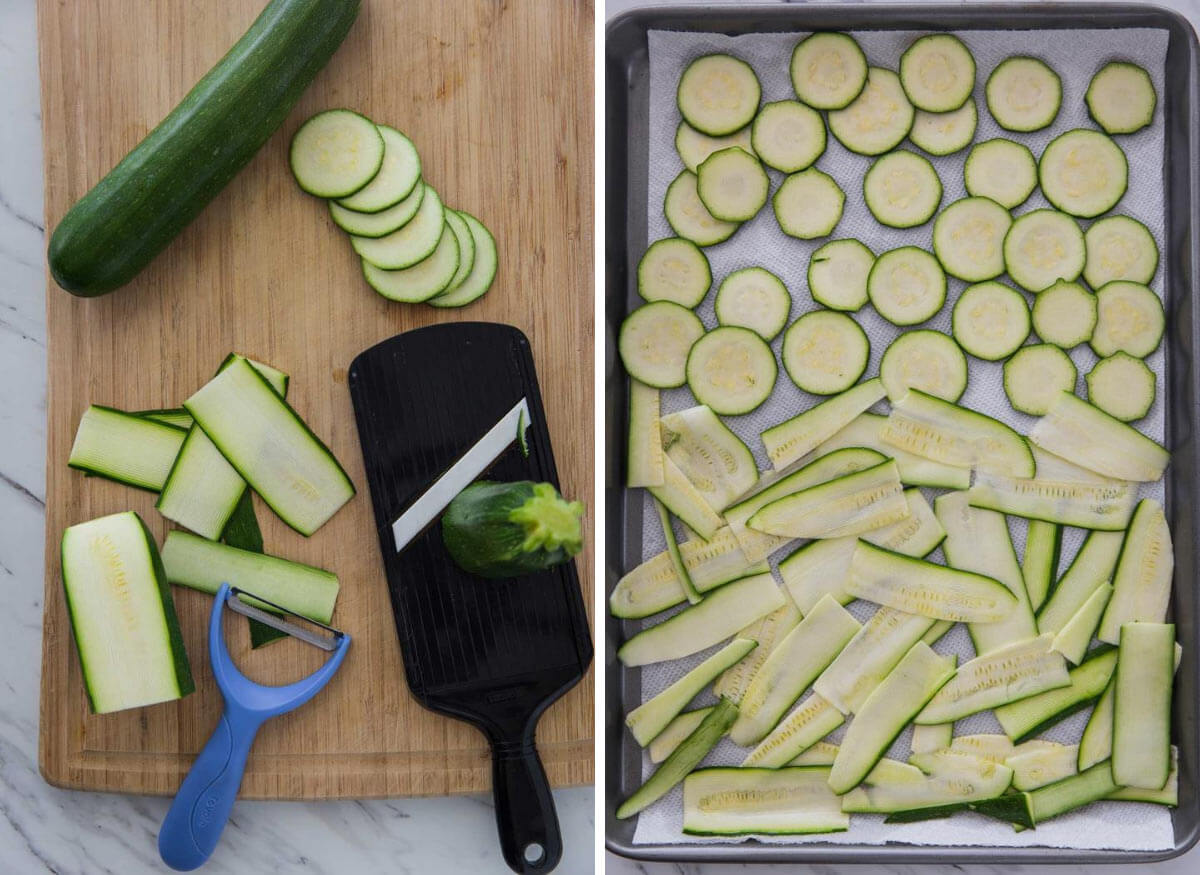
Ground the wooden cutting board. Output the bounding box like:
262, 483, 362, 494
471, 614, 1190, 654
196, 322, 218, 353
36, 0, 593, 799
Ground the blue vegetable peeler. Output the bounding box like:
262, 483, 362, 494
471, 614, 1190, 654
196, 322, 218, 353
158, 582, 350, 871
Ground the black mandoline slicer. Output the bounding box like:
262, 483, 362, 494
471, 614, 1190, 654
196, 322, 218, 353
347, 323, 593, 874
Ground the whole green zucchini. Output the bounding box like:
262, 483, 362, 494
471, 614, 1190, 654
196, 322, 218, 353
442, 481, 585, 579
48, 0, 361, 297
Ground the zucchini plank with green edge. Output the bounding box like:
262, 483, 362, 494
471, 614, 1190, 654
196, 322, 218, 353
677, 54, 761, 136
329, 180, 425, 237
967, 470, 1135, 531
48, 0, 360, 296
647, 453, 723, 541
637, 237, 711, 307
829, 68, 915, 156
1086, 61, 1157, 135
1108, 747, 1178, 805
952, 281, 1030, 361
911, 722, 954, 755
1006, 743, 1079, 791
811, 412, 971, 490
660, 405, 758, 512
1039, 129, 1128, 218
748, 460, 907, 540
683, 767, 849, 836
863, 150, 942, 229
652, 498, 700, 605
61, 511, 194, 713
1003, 208, 1085, 293
1086, 352, 1156, 422
751, 100, 826, 173
714, 601, 803, 703
361, 223, 461, 303
1083, 215, 1158, 289
1050, 582, 1113, 665
994, 646, 1117, 743
790, 32, 868, 110
1003, 344, 1077, 416
776, 537, 856, 614
1097, 498, 1174, 643
335, 125, 420, 212
964, 138, 1038, 209
806, 750, 926, 784
807, 239, 874, 312
867, 246, 946, 325
843, 757, 1014, 815
773, 168, 845, 239
618, 301, 704, 389
1029, 391, 1168, 482
713, 267, 790, 341
880, 330, 968, 403
686, 326, 777, 416
1023, 519, 1062, 613
133, 408, 193, 429
909, 100, 977, 156
647, 707, 713, 763
696, 147, 769, 222
68, 406, 186, 491
986, 56, 1061, 132
625, 645, 751, 747
663, 170, 740, 246
1090, 281, 1164, 358
1032, 280, 1096, 349
932, 196, 1012, 283
626, 379, 664, 488
781, 310, 870, 395
1027, 761, 1117, 824
760, 378, 885, 471
863, 488, 946, 558
675, 120, 754, 173
1080, 643, 1181, 770
742, 692, 845, 767
1036, 530, 1124, 636
428, 211, 498, 308
217, 490, 287, 649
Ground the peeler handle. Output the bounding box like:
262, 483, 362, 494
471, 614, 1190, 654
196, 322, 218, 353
159, 707, 261, 871
490, 731, 562, 874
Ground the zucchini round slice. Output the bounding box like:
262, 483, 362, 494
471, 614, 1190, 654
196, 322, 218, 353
441, 210, 476, 294
828, 68, 915, 156
677, 54, 761, 136
863, 150, 942, 229
1031, 280, 1096, 348
329, 180, 425, 238
289, 109, 385, 198
1039, 129, 1128, 218
429, 211, 497, 308
808, 239, 874, 312
637, 237, 711, 307
1086, 61, 1157, 135
697, 147, 769, 222
952, 281, 1030, 361
909, 100, 977, 156
1090, 281, 1164, 358
1083, 215, 1159, 289
675, 121, 754, 173
686, 326, 777, 415
880, 330, 968, 403
351, 184, 446, 269
963, 139, 1037, 209
1003, 208, 1085, 293
781, 310, 870, 395
1003, 344, 1078, 415
899, 34, 976, 113
867, 246, 947, 326
336, 125, 421, 213
790, 32, 868, 110
932, 197, 1012, 283
751, 100, 826, 173
362, 222, 460, 303
1086, 352, 1156, 422
714, 267, 791, 341
985, 56, 1061, 132
618, 301, 705, 388
664, 170, 740, 247
773, 168, 845, 239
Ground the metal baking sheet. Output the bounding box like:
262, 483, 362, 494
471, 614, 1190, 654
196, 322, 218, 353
605, 2, 1200, 864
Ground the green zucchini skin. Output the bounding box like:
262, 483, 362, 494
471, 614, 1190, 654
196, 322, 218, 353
47, 0, 361, 297
441, 481, 584, 579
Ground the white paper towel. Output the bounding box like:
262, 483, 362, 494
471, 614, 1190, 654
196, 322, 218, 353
628, 26, 1174, 851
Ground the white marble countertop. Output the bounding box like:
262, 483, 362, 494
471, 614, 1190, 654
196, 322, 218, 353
604, 0, 1200, 873
0, 2, 593, 873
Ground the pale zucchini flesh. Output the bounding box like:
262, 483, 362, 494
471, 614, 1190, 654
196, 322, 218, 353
773, 168, 845, 239
844, 758, 1014, 813
910, 722, 954, 755
1024, 520, 1061, 614
742, 692, 845, 767
714, 600, 802, 703
350, 184, 445, 270
618, 300, 705, 389
1089, 280, 1164, 359
675, 121, 754, 173
781, 310, 870, 395
626, 380, 664, 488
1031, 281, 1096, 349
664, 170, 740, 247
862, 487, 946, 558
1007, 743, 1079, 791
683, 767, 849, 836
986, 57, 1061, 132
1036, 530, 1124, 636
951, 280, 1030, 361
661, 404, 758, 513
335, 125, 420, 213
427, 211, 498, 308
696, 146, 769, 222
648, 707, 713, 763
713, 267, 790, 341
1051, 582, 1113, 665
330, 180, 424, 237
1003, 208, 1085, 293
686, 326, 777, 416
362, 221, 460, 302
1086, 61, 1156, 135
761, 378, 885, 470
1002, 344, 1077, 416
1029, 391, 1168, 483
964, 138, 1037, 209
899, 34, 975, 112
653, 498, 701, 605
777, 537, 858, 614
1086, 352, 1156, 423
967, 470, 1135, 531
1028, 761, 1117, 824
909, 100, 977, 156
862, 150, 942, 229
289, 109, 385, 198
677, 54, 761, 136
828, 68, 914, 156
994, 647, 1117, 743
790, 33, 868, 110
748, 460, 907, 540
811, 412, 971, 490
1083, 215, 1158, 289
879, 330, 968, 404
1098, 499, 1173, 644
866, 246, 946, 326
751, 100, 826, 173
807, 238, 874, 312
68, 406, 187, 492
1039, 128, 1128, 219
932, 196, 1012, 283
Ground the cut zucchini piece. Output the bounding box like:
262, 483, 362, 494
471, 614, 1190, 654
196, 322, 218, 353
1029, 391, 1168, 482
157, 423, 249, 540
1089, 280, 1164, 358
714, 601, 803, 703
909, 100, 977, 156
899, 34, 975, 112
675, 121, 754, 173
882, 388, 1036, 478
618, 301, 704, 389
335, 125, 420, 213
773, 168, 845, 239
828, 68, 914, 156
161, 530, 338, 622
761, 378, 885, 470
743, 692, 845, 767
68, 405, 186, 491
697, 147, 769, 222
790, 32, 868, 110
1083, 215, 1158, 289
350, 184, 445, 270
814, 606, 936, 715
626, 379, 664, 489
1086, 352, 1155, 422
617, 572, 784, 667
625, 645, 750, 747
647, 453, 723, 541
1036, 530, 1124, 637
813, 412, 971, 490
863, 150, 942, 229
637, 237, 711, 308
964, 138, 1037, 209
828, 642, 956, 794
330, 179, 424, 237
428, 211, 498, 308
749, 460, 906, 540
618, 697, 739, 819
845, 757, 1014, 814
729, 595, 860, 746
1023, 519, 1061, 613
647, 707, 713, 763
1109, 747, 1178, 805
1007, 743, 1079, 791
1050, 582, 1113, 665
932, 196, 1012, 283
911, 722, 953, 755
1027, 761, 1116, 824
751, 100, 826, 173
968, 470, 1134, 531
653, 498, 700, 605
807, 239, 874, 312
777, 537, 857, 613
133, 408, 193, 429
677, 54, 761, 137
1086, 61, 1157, 135
994, 646, 1117, 743
683, 767, 849, 836
864, 488, 946, 558
1098, 498, 1174, 644
289, 109, 384, 198
952, 281, 1030, 361
1003, 208, 1085, 293
686, 326, 777, 415
714, 267, 790, 341
362, 221, 460, 302
917, 634, 1069, 724
847, 540, 1018, 623
880, 330, 968, 404
1031, 280, 1096, 349
661, 404, 758, 512
440, 210, 476, 294
1002, 344, 1076, 415
781, 310, 870, 395
986, 57, 1061, 132
922, 620, 955, 647
1081, 645, 1181, 771
664, 170, 740, 247
867, 246, 946, 325
1039, 129, 1128, 219
61, 511, 194, 713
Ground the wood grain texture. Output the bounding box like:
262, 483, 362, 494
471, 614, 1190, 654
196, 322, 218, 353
37, 0, 594, 799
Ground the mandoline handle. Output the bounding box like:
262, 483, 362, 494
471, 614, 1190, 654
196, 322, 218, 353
490, 732, 562, 873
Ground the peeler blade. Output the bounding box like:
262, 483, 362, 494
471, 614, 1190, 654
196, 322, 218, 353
225, 587, 343, 652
